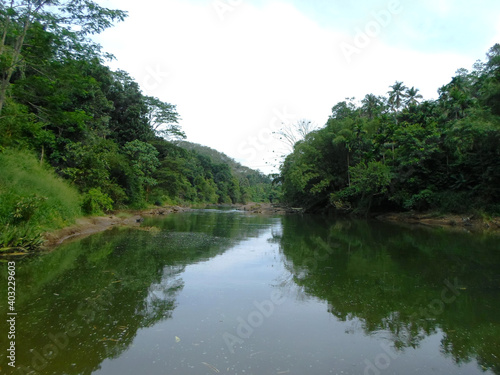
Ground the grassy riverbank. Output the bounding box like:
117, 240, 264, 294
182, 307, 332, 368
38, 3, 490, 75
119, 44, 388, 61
0, 148, 273, 255
0, 149, 82, 254
0, 149, 176, 254
0, 149, 196, 254
2, 148, 498, 256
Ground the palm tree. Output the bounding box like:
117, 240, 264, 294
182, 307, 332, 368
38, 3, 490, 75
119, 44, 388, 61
387, 81, 408, 113
405, 87, 423, 106
438, 78, 473, 120
361, 94, 383, 119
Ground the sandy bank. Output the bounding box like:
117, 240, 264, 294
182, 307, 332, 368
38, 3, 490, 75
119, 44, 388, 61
42, 206, 190, 249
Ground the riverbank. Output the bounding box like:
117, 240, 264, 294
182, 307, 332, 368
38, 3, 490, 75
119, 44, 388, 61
31, 205, 500, 252
376, 211, 500, 233
41, 203, 300, 250
238, 202, 303, 215
42, 206, 190, 249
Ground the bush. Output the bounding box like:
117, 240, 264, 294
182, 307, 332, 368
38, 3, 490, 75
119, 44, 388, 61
11, 194, 48, 224
434, 191, 472, 214
403, 189, 435, 211
0, 224, 44, 253
82, 188, 114, 214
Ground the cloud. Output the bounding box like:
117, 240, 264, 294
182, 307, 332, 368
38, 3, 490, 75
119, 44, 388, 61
94, 0, 495, 173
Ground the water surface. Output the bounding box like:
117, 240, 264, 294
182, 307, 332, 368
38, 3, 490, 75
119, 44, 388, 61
1, 210, 499, 374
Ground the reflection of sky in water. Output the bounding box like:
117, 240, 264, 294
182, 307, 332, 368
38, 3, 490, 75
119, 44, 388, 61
94, 215, 497, 375
3, 212, 498, 375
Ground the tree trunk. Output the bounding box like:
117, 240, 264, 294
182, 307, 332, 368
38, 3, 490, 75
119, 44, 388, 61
0, 18, 30, 114
0, 0, 48, 114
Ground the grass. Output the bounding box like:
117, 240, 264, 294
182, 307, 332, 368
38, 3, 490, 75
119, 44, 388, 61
0, 148, 82, 252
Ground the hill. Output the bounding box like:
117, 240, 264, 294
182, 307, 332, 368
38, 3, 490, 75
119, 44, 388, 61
178, 141, 271, 183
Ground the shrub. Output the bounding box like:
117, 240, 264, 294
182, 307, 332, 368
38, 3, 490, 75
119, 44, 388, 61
82, 188, 114, 214
0, 224, 44, 253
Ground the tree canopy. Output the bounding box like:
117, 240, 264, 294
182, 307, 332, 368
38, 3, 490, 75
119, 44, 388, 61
0, 1, 278, 251
280, 44, 500, 215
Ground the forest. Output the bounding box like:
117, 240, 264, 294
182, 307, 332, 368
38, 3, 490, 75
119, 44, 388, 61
280, 44, 500, 215
1, 1, 499, 253
0, 1, 276, 252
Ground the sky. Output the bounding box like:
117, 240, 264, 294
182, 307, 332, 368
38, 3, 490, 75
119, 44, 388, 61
93, 0, 500, 174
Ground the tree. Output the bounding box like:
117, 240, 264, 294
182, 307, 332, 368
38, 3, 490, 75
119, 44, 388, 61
361, 94, 384, 120
330, 117, 368, 188
12, 56, 115, 162
273, 118, 316, 154
332, 126, 355, 187
144, 96, 184, 141
106, 70, 151, 145
123, 140, 160, 202
279, 45, 500, 214
330, 98, 357, 120
388, 81, 408, 113
405, 87, 423, 107
344, 161, 392, 213
482, 44, 500, 116
485, 43, 500, 76
0, 0, 127, 114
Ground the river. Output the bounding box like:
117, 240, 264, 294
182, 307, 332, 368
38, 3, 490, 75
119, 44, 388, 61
1, 209, 499, 374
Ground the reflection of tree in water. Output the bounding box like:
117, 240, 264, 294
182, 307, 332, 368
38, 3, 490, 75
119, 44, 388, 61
140, 265, 185, 326
2, 211, 275, 375
276, 216, 500, 373
6, 230, 191, 374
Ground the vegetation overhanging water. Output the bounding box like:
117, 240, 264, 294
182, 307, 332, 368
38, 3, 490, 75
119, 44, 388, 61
1, 210, 499, 374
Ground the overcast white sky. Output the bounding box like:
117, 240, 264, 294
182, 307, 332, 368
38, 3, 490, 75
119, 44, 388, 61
94, 0, 500, 174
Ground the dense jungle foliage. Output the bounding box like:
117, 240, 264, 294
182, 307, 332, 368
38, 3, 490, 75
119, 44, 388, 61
0, 1, 276, 252
280, 44, 500, 215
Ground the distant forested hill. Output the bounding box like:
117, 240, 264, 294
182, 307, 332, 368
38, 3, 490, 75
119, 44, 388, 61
178, 141, 270, 183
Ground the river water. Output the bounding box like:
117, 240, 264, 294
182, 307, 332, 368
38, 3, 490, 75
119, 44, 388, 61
1, 209, 499, 374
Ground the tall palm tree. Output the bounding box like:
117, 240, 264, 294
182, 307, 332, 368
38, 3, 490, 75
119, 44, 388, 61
361, 94, 383, 119
387, 81, 408, 113
405, 86, 423, 106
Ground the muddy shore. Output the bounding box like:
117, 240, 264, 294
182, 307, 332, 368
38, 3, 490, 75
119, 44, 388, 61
42, 206, 190, 249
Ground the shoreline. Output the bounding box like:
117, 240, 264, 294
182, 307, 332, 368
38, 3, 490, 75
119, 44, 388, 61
41, 203, 299, 251
42, 205, 191, 250
39, 206, 500, 252
375, 211, 500, 233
